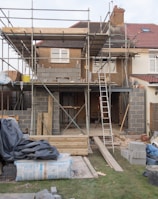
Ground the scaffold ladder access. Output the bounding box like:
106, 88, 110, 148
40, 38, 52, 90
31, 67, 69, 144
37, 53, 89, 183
98, 71, 114, 152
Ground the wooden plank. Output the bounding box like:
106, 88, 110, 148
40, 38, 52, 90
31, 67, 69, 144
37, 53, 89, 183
71, 156, 97, 179
83, 157, 98, 178
30, 135, 88, 142
47, 95, 53, 135
0, 115, 19, 121
49, 142, 88, 148
2, 27, 88, 35
43, 113, 49, 135
119, 104, 129, 132
36, 112, 43, 135
58, 148, 88, 156
93, 136, 123, 172
29, 135, 88, 156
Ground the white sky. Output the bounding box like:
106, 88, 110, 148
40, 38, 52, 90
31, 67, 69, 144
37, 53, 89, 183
0, 0, 158, 26
0, 0, 158, 73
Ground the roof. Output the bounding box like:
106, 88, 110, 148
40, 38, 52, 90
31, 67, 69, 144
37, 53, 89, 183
131, 74, 158, 83
126, 23, 158, 48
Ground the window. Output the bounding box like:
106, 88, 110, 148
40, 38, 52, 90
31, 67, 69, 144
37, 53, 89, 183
149, 54, 158, 73
92, 59, 116, 73
142, 28, 150, 32
50, 48, 69, 63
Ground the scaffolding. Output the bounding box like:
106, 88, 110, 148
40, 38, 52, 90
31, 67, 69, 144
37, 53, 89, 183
0, 4, 135, 139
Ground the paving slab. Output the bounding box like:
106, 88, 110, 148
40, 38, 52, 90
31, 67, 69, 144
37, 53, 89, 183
0, 193, 35, 199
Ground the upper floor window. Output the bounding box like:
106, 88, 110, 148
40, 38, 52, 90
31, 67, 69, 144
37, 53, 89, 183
149, 53, 158, 73
92, 58, 116, 73
50, 48, 69, 63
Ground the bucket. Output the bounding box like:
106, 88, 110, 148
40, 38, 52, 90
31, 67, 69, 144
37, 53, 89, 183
22, 75, 30, 83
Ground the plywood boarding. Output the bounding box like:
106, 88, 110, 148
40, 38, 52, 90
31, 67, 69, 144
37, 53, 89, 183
30, 135, 89, 156
71, 156, 98, 179
36, 113, 43, 135
47, 95, 53, 134
36, 95, 53, 135
93, 136, 123, 172
150, 103, 158, 132
43, 113, 49, 135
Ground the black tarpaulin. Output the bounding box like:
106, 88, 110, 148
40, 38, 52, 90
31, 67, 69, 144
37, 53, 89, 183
0, 118, 59, 162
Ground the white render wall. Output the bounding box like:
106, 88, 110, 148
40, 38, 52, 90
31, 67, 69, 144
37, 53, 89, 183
132, 52, 149, 74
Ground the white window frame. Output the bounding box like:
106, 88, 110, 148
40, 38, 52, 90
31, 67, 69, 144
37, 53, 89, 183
92, 59, 117, 73
149, 53, 158, 73
50, 48, 70, 63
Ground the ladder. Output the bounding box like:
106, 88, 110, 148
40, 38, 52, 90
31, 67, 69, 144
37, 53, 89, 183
98, 71, 114, 152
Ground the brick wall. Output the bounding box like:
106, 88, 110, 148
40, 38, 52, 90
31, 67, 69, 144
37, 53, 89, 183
128, 88, 145, 134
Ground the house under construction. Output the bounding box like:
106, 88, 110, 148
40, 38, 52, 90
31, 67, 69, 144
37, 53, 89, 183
0, 5, 146, 155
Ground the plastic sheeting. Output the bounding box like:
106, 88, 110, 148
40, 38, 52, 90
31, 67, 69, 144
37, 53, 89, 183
0, 118, 59, 162
146, 144, 158, 160
15, 154, 72, 181
0, 72, 12, 85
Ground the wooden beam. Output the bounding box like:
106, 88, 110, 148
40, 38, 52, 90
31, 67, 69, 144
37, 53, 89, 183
102, 47, 149, 54
83, 157, 98, 178
2, 27, 88, 35
36, 112, 43, 135
93, 136, 123, 172
30, 135, 89, 156
47, 95, 53, 135
0, 115, 19, 121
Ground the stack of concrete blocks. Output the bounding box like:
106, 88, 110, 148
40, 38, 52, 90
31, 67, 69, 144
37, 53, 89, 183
121, 141, 146, 165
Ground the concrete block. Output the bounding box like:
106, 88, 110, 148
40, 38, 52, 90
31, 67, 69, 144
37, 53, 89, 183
121, 149, 130, 160
50, 187, 57, 194
130, 151, 146, 159
34, 189, 55, 199
129, 157, 146, 165
128, 141, 146, 151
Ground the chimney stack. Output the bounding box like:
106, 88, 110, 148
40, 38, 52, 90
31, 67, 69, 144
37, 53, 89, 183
110, 5, 125, 26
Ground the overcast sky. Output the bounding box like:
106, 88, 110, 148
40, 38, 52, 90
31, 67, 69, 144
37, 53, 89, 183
0, 0, 158, 73
0, 0, 158, 27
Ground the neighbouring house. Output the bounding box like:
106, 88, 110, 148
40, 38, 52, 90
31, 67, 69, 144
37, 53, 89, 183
0, 5, 155, 138
127, 23, 158, 135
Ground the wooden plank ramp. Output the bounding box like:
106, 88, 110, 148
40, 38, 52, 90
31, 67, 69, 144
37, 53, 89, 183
93, 136, 123, 172
30, 135, 88, 156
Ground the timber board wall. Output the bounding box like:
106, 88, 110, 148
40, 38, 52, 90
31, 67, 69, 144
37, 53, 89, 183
150, 103, 158, 133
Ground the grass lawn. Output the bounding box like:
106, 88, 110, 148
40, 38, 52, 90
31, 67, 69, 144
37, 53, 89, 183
0, 148, 158, 199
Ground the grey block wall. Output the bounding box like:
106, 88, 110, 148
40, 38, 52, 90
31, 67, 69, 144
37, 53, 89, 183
36, 66, 81, 83
0, 109, 32, 133
34, 89, 60, 135
0, 90, 61, 135
52, 92, 60, 135
128, 88, 145, 134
